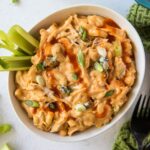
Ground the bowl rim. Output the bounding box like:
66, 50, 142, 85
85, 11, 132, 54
8, 4, 145, 142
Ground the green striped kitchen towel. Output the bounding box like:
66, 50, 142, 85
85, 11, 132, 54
127, 4, 150, 51
112, 121, 150, 150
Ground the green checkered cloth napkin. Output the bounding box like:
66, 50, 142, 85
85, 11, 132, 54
127, 4, 150, 51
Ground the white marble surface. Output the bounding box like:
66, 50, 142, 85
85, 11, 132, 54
0, 0, 149, 149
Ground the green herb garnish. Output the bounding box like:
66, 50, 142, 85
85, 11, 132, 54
94, 62, 103, 72
77, 49, 85, 67
0, 144, 11, 150
49, 103, 56, 110
35, 75, 45, 86
11, 0, 18, 3
0, 124, 12, 135
72, 73, 78, 80
79, 26, 87, 41
36, 62, 45, 71
59, 85, 72, 95
113, 40, 122, 57
104, 90, 115, 97
75, 104, 86, 112
25, 100, 39, 108
44, 56, 59, 68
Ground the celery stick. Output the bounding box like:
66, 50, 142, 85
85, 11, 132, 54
0, 30, 25, 56
0, 57, 32, 71
0, 56, 31, 61
0, 30, 14, 49
0, 59, 8, 68
0, 66, 30, 71
12, 25, 39, 48
0, 44, 25, 56
7, 59, 32, 68
8, 28, 35, 55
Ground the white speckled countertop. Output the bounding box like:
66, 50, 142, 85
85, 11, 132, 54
0, 0, 149, 149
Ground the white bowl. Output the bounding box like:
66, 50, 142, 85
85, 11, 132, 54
8, 4, 145, 142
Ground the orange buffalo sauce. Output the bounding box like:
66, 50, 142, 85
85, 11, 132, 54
104, 18, 120, 28
59, 38, 82, 79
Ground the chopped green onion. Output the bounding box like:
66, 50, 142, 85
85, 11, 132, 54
0, 144, 11, 150
113, 40, 122, 57
72, 73, 78, 80
99, 57, 108, 63
82, 31, 87, 41
25, 100, 39, 108
35, 75, 45, 86
59, 85, 71, 96
77, 49, 85, 67
79, 26, 84, 34
103, 61, 109, 71
104, 90, 115, 97
75, 104, 86, 112
94, 62, 103, 72
83, 101, 91, 108
0, 124, 12, 134
49, 103, 56, 110
99, 56, 109, 71
79, 26, 87, 41
118, 68, 126, 79
98, 47, 107, 57
44, 56, 59, 68
11, 0, 18, 3
36, 62, 45, 71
